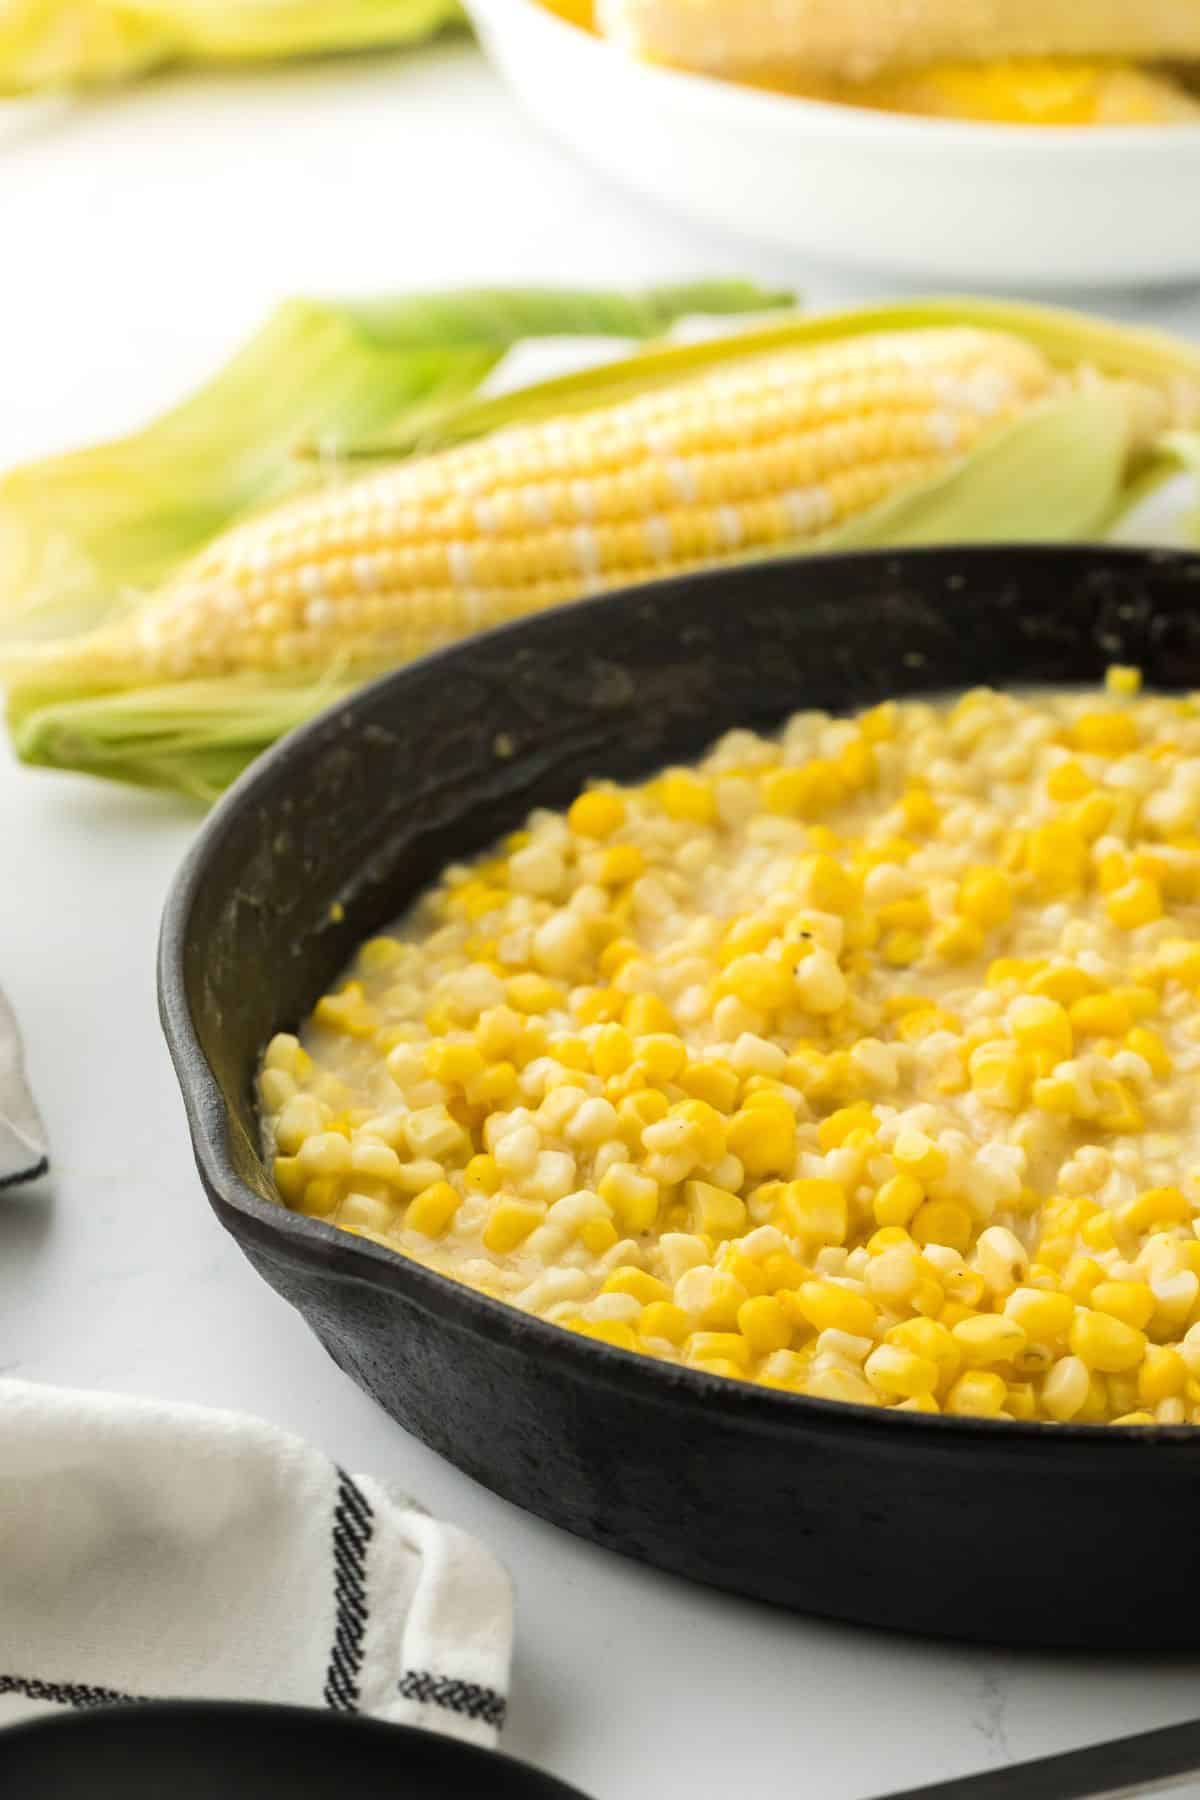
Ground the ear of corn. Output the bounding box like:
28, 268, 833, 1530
0, 0, 465, 93
0, 280, 789, 647
597, 0, 1200, 83
4, 297, 1200, 800
760, 61, 1200, 126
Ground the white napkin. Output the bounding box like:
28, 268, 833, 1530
0, 1380, 513, 1748
0, 987, 47, 1189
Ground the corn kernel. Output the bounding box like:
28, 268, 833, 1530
639, 1301, 690, 1345
944, 1370, 1008, 1417
686, 1181, 747, 1239
791, 1281, 877, 1338
623, 994, 676, 1036
657, 770, 717, 826
873, 1174, 924, 1228
1069, 1308, 1147, 1373
483, 1200, 545, 1255
727, 1106, 795, 1178
865, 1344, 939, 1400
777, 1179, 848, 1247
1046, 760, 1093, 802
1070, 711, 1138, 754
1106, 878, 1163, 930
598, 844, 645, 886
737, 1295, 793, 1354
1091, 1280, 1156, 1331
568, 789, 625, 838
911, 1201, 972, 1256
1028, 823, 1087, 897
952, 1315, 1026, 1367
958, 869, 1013, 929
763, 761, 844, 818
406, 1180, 462, 1239
891, 1130, 947, 1183
1069, 994, 1134, 1038
818, 1104, 875, 1151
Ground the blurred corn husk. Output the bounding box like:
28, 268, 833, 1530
3, 292, 1200, 800
0, 0, 466, 93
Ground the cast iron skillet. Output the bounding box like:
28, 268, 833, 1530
0, 1702, 589, 1797
159, 546, 1200, 1652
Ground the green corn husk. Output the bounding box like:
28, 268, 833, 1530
0, 280, 791, 646
0, 0, 466, 94
4, 295, 1200, 801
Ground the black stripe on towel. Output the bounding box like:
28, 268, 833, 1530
0, 1155, 49, 1191
397, 1671, 507, 1729
0, 1674, 143, 1709
323, 1469, 374, 1712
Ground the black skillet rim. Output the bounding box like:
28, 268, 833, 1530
158, 544, 1200, 1453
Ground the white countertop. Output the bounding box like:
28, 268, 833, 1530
4, 36, 1200, 1800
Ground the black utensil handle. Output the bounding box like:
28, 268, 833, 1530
876, 1718, 1200, 1800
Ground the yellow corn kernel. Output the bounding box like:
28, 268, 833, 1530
597, 843, 645, 887
958, 868, 1013, 929
1106, 878, 1163, 930
881, 929, 924, 968
686, 1180, 747, 1238
1080, 1212, 1117, 1253
952, 1315, 1026, 1368
837, 736, 876, 791
1069, 993, 1134, 1038
944, 1370, 1008, 1417
1111, 1411, 1156, 1427
891, 1129, 947, 1183
969, 1044, 1027, 1111
721, 953, 789, 1012
1121, 1186, 1192, 1233
568, 1318, 638, 1352
1070, 710, 1138, 754
761, 1250, 811, 1292
507, 973, 564, 1015
580, 1217, 620, 1256
763, 760, 845, 818
639, 1301, 690, 1345
273, 1155, 307, 1207
687, 1332, 752, 1370
858, 701, 896, 742
1071, 791, 1117, 843
598, 938, 640, 980
737, 1295, 793, 1354
1029, 965, 1097, 1006
1091, 1280, 1156, 1331
931, 917, 986, 964
1028, 822, 1088, 897
623, 994, 676, 1036
598, 1164, 660, 1235
657, 769, 717, 826
1106, 665, 1142, 697
777, 1179, 848, 1247
1126, 1026, 1171, 1076
1069, 1308, 1147, 1373
888, 1316, 960, 1376
592, 1023, 634, 1079
1091, 1077, 1143, 1135
425, 1041, 486, 1086
1139, 1346, 1187, 1406
633, 1033, 686, 1084
604, 1275, 671, 1320
987, 957, 1043, 988
818, 1103, 875, 1151
791, 1280, 877, 1338
1009, 995, 1073, 1064
911, 1200, 972, 1256
901, 786, 941, 834
460, 1154, 498, 1198
873, 1174, 924, 1228
406, 1180, 462, 1239
727, 1105, 795, 1177
801, 854, 858, 912
568, 789, 625, 838
483, 1200, 545, 1254
676, 1098, 728, 1164
313, 984, 377, 1039
679, 1061, 740, 1112
864, 1344, 938, 1401
1046, 759, 1093, 803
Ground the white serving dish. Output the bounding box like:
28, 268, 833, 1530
466, 0, 1200, 288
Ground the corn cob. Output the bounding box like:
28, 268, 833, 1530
6, 328, 1061, 693
6, 299, 1200, 797
596, 0, 1200, 83
764, 61, 1200, 126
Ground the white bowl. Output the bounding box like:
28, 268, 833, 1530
466, 0, 1200, 288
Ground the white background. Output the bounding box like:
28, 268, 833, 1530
3, 33, 1200, 1799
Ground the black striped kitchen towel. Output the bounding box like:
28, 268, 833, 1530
0, 989, 47, 1189
0, 1380, 512, 1747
